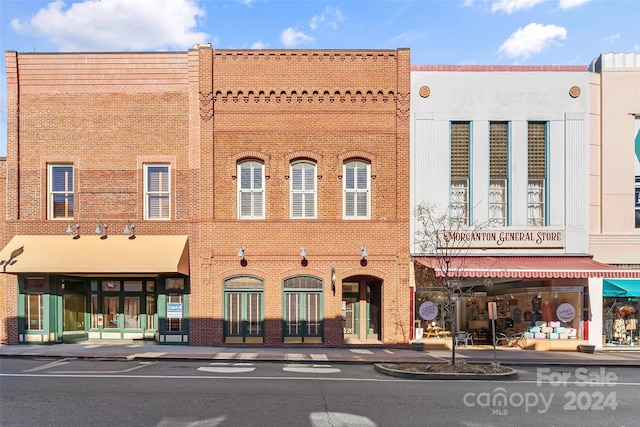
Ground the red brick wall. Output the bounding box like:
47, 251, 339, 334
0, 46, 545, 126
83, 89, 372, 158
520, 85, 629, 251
2, 47, 411, 346
189, 49, 411, 345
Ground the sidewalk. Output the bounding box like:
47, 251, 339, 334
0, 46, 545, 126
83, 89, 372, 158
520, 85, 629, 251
2, 341, 640, 367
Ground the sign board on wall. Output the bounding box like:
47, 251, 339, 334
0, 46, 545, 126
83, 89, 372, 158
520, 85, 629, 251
437, 229, 566, 249
167, 302, 183, 319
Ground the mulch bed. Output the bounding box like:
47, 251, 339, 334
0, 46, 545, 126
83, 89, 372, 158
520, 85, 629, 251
382, 362, 512, 374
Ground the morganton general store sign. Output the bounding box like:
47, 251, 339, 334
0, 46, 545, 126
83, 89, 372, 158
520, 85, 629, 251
438, 229, 565, 249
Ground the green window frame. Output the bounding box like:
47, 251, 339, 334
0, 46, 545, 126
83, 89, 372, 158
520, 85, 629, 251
224, 276, 264, 341
283, 276, 324, 340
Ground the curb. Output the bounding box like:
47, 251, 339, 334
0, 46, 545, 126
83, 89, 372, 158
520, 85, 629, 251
374, 363, 519, 380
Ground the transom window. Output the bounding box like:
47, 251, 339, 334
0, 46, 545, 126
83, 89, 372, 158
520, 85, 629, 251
48, 164, 74, 219
144, 164, 170, 220
528, 122, 547, 226
290, 161, 317, 219
489, 122, 509, 226
343, 160, 370, 219
450, 122, 471, 225
238, 161, 264, 219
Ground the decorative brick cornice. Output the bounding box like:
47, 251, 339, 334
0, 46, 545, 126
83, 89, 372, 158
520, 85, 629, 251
396, 92, 410, 122
214, 50, 396, 63
212, 89, 395, 105
200, 91, 214, 121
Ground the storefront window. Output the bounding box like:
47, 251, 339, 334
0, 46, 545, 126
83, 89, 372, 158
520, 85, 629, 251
23, 277, 45, 331
603, 297, 639, 347
166, 294, 183, 331
25, 294, 43, 330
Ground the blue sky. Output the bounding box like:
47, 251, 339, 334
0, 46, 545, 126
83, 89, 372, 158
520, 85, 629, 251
1, 0, 639, 156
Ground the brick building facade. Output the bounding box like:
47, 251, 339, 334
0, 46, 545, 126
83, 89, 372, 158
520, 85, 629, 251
0, 46, 411, 346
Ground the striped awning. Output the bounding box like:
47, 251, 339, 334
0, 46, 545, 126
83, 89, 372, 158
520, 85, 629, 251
414, 256, 640, 279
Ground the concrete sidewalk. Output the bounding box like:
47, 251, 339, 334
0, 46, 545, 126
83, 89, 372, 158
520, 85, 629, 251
1, 341, 639, 366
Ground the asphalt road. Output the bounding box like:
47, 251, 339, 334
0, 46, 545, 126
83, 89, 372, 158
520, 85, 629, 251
1, 358, 639, 427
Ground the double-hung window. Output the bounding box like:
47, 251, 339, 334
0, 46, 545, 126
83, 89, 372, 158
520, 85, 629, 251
344, 160, 370, 219
238, 161, 264, 219
48, 164, 74, 219
291, 161, 316, 219
528, 122, 547, 226
450, 122, 471, 225
144, 164, 170, 220
489, 122, 509, 226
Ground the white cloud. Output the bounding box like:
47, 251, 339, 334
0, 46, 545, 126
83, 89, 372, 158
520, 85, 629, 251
250, 40, 268, 49
280, 28, 315, 48
309, 6, 346, 31
603, 33, 620, 43
309, 14, 325, 30
559, 0, 590, 9
498, 23, 567, 59
491, 0, 545, 14
10, 0, 210, 51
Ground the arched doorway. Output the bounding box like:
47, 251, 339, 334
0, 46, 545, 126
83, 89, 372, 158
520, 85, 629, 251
342, 275, 382, 342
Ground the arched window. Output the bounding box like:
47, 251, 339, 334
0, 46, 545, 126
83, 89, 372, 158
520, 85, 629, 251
343, 160, 370, 219
238, 160, 264, 219
283, 276, 323, 343
290, 161, 316, 219
224, 276, 264, 343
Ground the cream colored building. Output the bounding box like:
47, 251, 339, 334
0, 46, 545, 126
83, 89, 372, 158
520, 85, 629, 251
589, 52, 640, 349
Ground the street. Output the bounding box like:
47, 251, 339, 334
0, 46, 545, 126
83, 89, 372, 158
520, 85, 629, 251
1, 358, 639, 427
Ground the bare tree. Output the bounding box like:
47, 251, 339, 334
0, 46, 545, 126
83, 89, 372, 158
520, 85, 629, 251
413, 203, 492, 365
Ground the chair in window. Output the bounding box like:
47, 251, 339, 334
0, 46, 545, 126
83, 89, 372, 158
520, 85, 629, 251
454, 331, 473, 348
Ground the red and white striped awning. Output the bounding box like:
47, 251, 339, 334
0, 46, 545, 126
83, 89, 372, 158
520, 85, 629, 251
413, 256, 640, 279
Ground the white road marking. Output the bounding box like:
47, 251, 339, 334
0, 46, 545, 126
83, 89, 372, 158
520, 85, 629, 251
198, 362, 256, 373
42, 361, 157, 374
383, 349, 394, 354
283, 364, 341, 374
23, 359, 70, 372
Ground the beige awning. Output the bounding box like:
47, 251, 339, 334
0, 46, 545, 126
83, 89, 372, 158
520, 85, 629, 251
0, 235, 189, 275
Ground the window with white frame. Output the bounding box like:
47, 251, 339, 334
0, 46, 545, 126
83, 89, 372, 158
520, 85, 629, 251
450, 122, 470, 225
238, 160, 264, 219
291, 161, 316, 219
528, 122, 547, 226
48, 164, 74, 219
343, 160, 370, 219
144, 164, 171, 220
489, 122, 509, 226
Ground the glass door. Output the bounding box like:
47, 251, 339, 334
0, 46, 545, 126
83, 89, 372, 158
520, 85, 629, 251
62, 280, 88, 342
